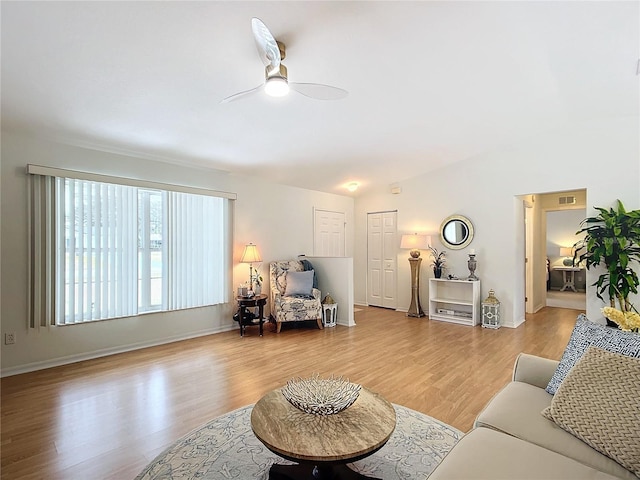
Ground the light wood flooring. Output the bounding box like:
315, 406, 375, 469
1, 306, 582, 480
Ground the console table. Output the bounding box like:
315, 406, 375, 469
553, 266, 583, 292
251, 387, 396, 479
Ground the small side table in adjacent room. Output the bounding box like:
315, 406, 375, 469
553, 266, 582, 292
235, 294, 267, 336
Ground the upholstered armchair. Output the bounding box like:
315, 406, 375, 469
269, 260, 323, 333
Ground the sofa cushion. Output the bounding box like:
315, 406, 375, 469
429, 427, 622, 480
475, 381, 637, 479
284, 270, 314, 296
542, 347, 640, 477
546, 314, 640, 395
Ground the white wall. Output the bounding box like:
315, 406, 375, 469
354, 117, 640, 327
304, 256, 355, 327
0, 132, 354, 375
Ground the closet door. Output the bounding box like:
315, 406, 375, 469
367, 211, 397, 308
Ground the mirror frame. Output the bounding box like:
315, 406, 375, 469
440, 214, 474, 250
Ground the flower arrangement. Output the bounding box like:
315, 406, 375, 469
602, 307, 640, 332
428, 246, 446, 269
252, 266, 263, 287
428, 246, 446, 278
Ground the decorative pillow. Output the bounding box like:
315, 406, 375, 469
546, 314, 640, 395
284, 270, 314, 296
542, 347, 640, 476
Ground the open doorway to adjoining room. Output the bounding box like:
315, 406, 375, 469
522, 189, 587, 315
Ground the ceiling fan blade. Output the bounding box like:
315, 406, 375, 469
289, 83, 348, 101
220, 84, 263, 104
251, 18, 280, 70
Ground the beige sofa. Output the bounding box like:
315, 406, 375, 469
430, 353, 636, 480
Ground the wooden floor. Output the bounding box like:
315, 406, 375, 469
1, 306, 582, 480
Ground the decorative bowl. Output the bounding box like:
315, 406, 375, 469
281, 374, 361, 415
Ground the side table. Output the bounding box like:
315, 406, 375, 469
235, 294, 267, 336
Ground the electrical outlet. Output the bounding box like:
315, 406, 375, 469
5, 333, 16, 345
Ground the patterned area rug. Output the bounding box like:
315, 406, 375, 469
136, 404, 463, 480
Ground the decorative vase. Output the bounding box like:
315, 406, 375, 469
434, 267, 442, 278
467, 254, 479, 281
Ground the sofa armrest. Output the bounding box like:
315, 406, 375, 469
512, 353, 560, 389
311, 288, 321, 300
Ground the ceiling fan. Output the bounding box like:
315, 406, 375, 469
220, 18, 348, 104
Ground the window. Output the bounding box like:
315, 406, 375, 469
138, 189, 165, 312
27, 165, 234, 327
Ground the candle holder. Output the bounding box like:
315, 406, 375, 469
467, 254, 479, 281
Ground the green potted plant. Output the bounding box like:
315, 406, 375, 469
573, 199, 640, 328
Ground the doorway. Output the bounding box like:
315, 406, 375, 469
546, 208, 587, 309
523, 189, 587, 314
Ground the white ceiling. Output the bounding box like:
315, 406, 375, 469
2, 1, 638, 196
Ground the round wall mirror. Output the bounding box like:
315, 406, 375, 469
440, 215, 474, 250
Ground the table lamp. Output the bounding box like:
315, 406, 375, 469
560, 247, 574, 266
240, 243, 262, 293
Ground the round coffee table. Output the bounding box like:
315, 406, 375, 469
251, 387, 396, 479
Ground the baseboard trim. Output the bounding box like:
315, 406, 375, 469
0, 325, 236, 377
502, 316, 525, 329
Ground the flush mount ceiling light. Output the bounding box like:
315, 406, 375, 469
347, 182, 359, 192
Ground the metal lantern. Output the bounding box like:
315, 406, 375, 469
322, 293, 338, 328
481, 289, 501, 329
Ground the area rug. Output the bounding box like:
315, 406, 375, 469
136, 404, 463, 480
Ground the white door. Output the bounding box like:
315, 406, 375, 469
367, 211, 397, 308
314, 209, 345, 257
367, 214, 383, 306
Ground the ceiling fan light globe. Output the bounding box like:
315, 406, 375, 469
265, 77, 289, 97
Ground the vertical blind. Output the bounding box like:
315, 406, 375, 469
27, 165, 235, 327
59, 178, 138, 323
167, 192, 226, 310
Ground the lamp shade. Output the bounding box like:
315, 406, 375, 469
240, 243, 262, 263
400, 234, 429, 250
559, 247, 573, 257
560, 246, 575, 266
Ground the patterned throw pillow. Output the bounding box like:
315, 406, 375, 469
542, 347, 640, 476
546, 314, 640, 395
